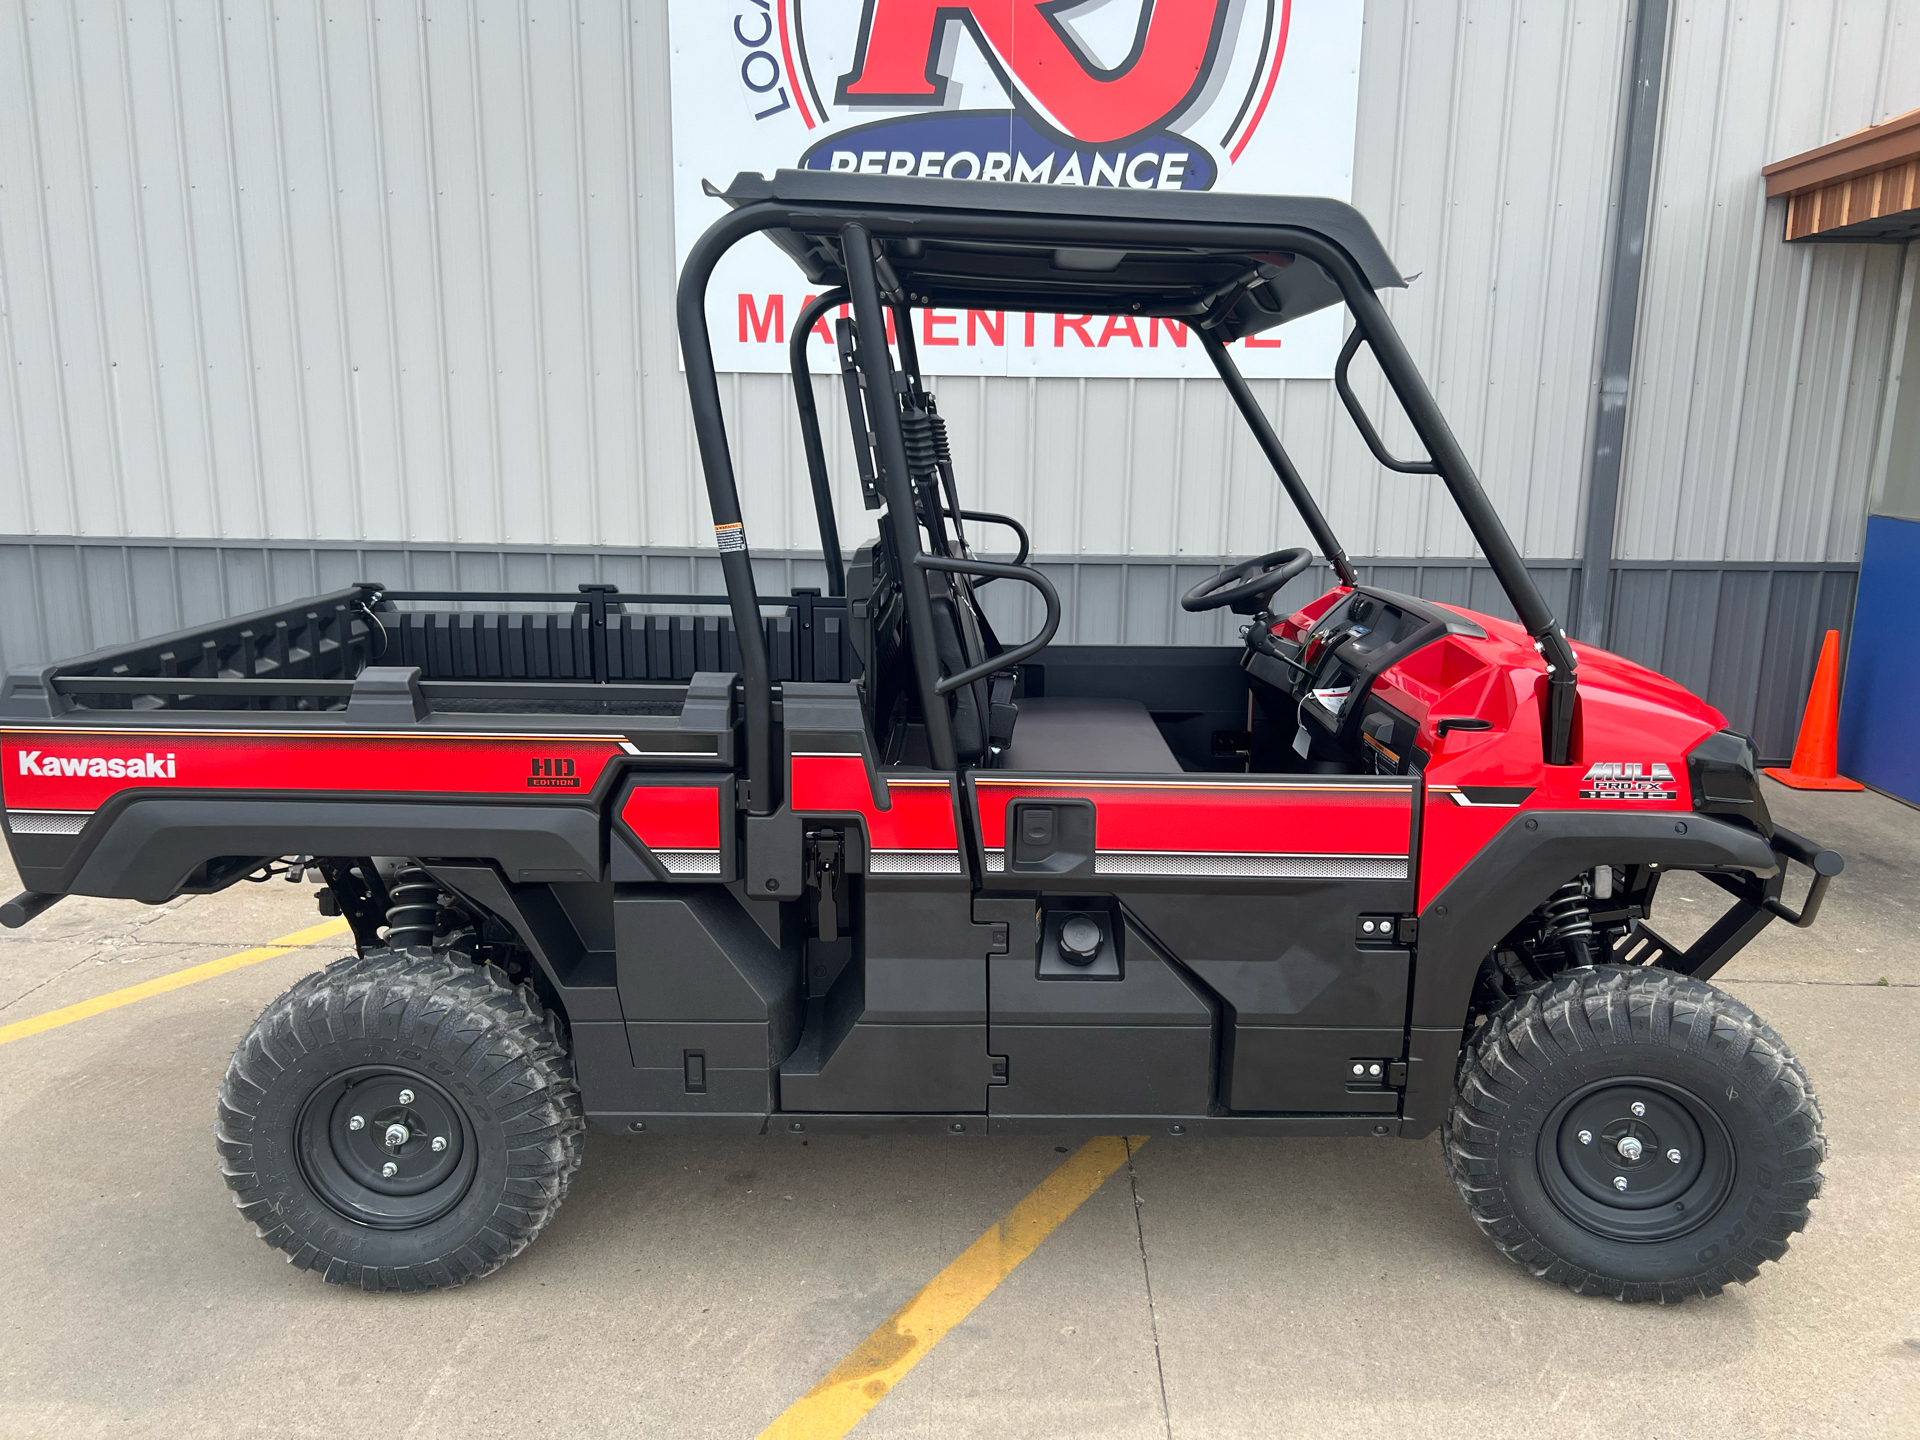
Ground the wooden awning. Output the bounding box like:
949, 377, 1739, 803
1763, 108, 1920, 242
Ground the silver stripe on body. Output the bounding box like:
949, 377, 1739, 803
870, 849, 964, 874
5, 810, 90, 835
655, 848, 721, 875
1094, 851, 1408, 880
984, 846, 1407, 880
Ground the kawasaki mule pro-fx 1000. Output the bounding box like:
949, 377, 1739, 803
0, 173, 1835, 1299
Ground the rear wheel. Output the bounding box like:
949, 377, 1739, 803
1444, 965, 1824, 1301
216, 948, 584, 1291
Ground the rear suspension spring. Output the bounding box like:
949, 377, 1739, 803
384, 864, 440, 951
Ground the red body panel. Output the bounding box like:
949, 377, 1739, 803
789, 753, 960, 861
972, 775, 1412, 861
619, 785, 722, 850
0, 727, 633, 815
1349, 605, 1728, 910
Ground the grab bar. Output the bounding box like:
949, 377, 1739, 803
911, 555, 1061, 695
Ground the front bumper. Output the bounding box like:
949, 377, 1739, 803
1616, 823, 1843, 982
1764, 825, 1845, 929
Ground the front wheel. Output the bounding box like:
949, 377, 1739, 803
216, 948, 584, 1291
1444, 965, 1824, 1302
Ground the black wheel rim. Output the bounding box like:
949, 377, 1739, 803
1536, 1076, 1735, 1243
296, 1066, 478, 1230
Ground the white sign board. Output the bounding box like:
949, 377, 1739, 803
669, 1, 1365, 378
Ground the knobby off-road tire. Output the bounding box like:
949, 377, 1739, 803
1444, 965, 1824, 1302
216, 947, 585, 1291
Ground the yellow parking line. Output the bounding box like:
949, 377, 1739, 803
0, 917, 351, 1046
758, 1134, 1145, 1440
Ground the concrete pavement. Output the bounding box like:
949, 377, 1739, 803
1, 778, 1915, 1438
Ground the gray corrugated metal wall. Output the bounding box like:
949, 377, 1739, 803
1616, 0, 1920, 564
0, 1, 1907, 761
0, 0, 1630, 557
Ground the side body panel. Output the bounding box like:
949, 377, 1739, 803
967, 772, 1418, 1116
779, 881, 1002, 1114
0, 719, 708, 898
598, 885, 803, 1130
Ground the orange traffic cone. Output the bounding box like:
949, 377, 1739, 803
1763, 629, 1863, 791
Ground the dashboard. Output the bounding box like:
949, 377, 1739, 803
1241, 587, 1484, 778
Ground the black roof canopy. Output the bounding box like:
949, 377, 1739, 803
714, 170, 1406, 340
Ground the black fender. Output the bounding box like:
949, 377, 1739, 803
423, 863, 623, 1022
55, 795, 603, 903
1397, 810, 1777, 1136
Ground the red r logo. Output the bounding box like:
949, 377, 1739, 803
836, 0, 1233, 146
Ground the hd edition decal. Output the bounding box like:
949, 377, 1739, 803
669, 0, 1364, 378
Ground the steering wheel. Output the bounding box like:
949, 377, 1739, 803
1179, 547, 1314, 614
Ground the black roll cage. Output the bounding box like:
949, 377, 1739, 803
677, 183, 1580, 814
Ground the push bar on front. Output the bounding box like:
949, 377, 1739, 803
1763, 824, 1844, 928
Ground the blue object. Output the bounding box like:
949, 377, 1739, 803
1839, 514, 1920, 804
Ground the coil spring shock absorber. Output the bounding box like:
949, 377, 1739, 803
1541, 878, 1597, 968
384, 863, 440, 951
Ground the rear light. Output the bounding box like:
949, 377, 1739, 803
1687, 730, 1774, 838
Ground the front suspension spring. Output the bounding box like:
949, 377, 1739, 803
1541, 879, 1596, 965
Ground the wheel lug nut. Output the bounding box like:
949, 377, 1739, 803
1613, 1176, 1628, 1191
348, 1115, 365, 1132
382, 1161, 398, 1179
1667, 1148, 1682, 1164
1577, 1130, 1592, 1145
384, 1122, 410, 1148
431, 1136, 447, 1153
398, 1088, 415, 1105
1630, 1101, 1646, 1117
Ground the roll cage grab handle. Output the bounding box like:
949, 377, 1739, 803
789, 288, 851, 598
676, 204, 1581, 810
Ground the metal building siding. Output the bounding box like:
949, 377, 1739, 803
0, 0, 686, 549
1346, 1, 1629, 563
1616, 0, 1920, 565
1, 0, 1631, 562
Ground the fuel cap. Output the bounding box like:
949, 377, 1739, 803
1059, 915, 1103, 965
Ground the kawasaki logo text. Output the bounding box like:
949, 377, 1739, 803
16, 750, 176, 779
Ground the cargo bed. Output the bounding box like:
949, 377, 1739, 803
0, 582, 859, 721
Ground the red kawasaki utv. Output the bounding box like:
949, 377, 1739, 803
0, 172, 1834, 1301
